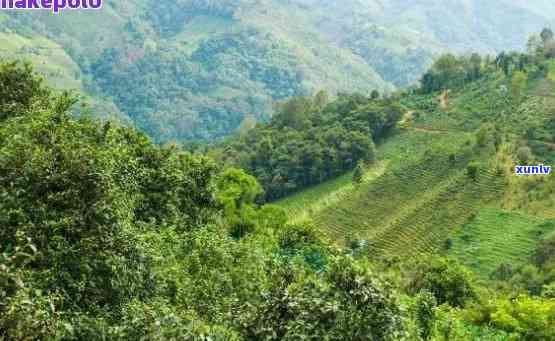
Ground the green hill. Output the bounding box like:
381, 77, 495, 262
2, 0, 555, 142
276, 45, 555, 279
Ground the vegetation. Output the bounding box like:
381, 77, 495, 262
450, 209, 553, 278
420, 53, 484, 94
0, 60, 412, 340
276, 29, 555, 339
217, 92, 401, 200
2, 1, 555, 142
2, 24, 555, 340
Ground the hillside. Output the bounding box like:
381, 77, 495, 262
277, 44, 555, 283
3, 26, 555, 340
2, 0, 555, 142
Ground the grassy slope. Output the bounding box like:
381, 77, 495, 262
278, 67, 555, 276
450, 209, 555, 277
0, 32, 82, 90
276, 161, 388, 225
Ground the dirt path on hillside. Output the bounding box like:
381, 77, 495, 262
410, 126, 448, 134
438, 90, 450, 110
405, 122, 555, 150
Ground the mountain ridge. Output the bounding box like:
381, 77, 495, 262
1, 0, 554, 142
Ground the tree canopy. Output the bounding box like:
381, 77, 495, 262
218, 92, 402, 200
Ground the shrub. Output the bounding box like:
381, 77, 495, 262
353, 161, 365, 184
490, 295, 555, 340
246, 256, 406, 340
466, 161, 480, 181
516, 146, 533, 164
406, 257, 476, 308
414, 291, 437, 340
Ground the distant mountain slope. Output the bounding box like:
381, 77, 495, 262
1, 0, 554, 141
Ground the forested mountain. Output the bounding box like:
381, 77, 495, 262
1, 0, 554, 142
2, 23, 555, 340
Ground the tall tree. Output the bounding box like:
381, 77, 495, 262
468, 53, 483, 81
353, 161, 365, 185
313, 90, 329, 112
527, 34, 542, 55
540, 28, 554, 44
496, 52, 512, 76
0, 61, 52, 120
511, 71, 528, 103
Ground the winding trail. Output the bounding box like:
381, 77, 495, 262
401, 109, 555, 150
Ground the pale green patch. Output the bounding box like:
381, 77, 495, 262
277, 161, 388, 225
0, 33, 83, 90
171, 15, 235, 55
450, 209, 555, 278
547, 60, 555, 82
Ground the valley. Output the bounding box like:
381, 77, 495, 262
1, 3, 555, 339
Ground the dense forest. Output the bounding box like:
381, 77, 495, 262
215, 91, 403, 200
2, 24, 555, 338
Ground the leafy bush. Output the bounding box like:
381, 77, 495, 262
414, 291, 437, 340
516, 146, 533, 164
466, 161, 481, 181
406, 258, 476, 308
244, 256, 406, 340
489, 295, 555, 340
0, 61, 52, 121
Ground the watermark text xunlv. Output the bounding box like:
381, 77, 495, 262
515, 164, 552, 175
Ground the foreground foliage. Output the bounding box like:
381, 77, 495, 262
0, 61, 407, 340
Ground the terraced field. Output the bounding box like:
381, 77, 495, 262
311, 137, 506, 258
278, 65, 555, 264
450, 209, 555, 277
278, 128, 511, 257
275, 161, 387, 225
